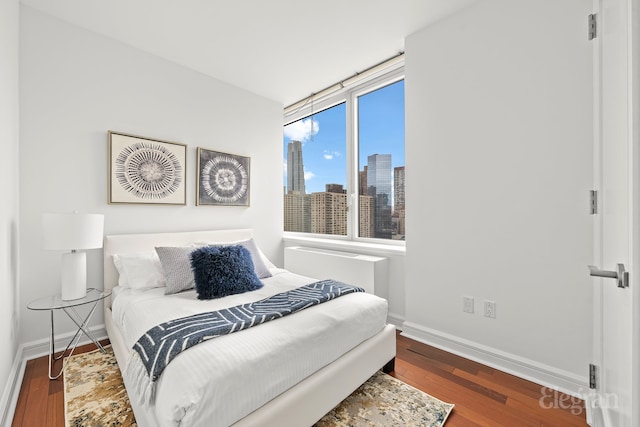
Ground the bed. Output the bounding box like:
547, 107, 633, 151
103, 229, 396, 427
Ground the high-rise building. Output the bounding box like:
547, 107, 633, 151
359, 195, 375, 238
311, 191, 347, 235
367, 154, 393, 239
394, 166, 406, 237
325, 183, 346, 194
359, 166, 368, 197
287, 140, 305, 194
284, 192, 311, 232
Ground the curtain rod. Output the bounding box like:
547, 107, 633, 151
284, 51, 405, 116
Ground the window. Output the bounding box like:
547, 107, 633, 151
284, 103, 346, 235
357, 80, 405, 240
283, 66, 405, 244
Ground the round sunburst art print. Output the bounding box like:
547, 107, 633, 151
197, 148, 250, 206
108, 132, 186, 205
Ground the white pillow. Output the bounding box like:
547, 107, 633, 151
112, 252, 167, 289
155, 245, 197, 295
193, 238, 274, 279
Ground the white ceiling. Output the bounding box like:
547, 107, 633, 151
21, 0, 477, 106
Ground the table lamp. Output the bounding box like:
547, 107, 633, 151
42, 212, 104, 300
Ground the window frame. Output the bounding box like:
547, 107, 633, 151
283, 64, 405, 247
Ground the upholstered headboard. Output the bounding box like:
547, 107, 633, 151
103, 229, 254, 307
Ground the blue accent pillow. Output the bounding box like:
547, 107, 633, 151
190, 245, 263, 300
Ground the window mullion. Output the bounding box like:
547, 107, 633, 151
346, 92, 356, 240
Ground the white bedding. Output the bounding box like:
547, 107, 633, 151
111, 268, 388, 427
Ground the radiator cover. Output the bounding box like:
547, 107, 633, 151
284, 246, 388, 294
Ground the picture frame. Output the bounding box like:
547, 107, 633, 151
108, 131, 187, 205
196, 148, 250, 206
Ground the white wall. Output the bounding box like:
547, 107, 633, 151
0, 0, 20, 422
404, 0, 593, 392
19, 6, 283, 344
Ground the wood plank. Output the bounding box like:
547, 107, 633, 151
20, 357, 49, 427
457, 367, 587, 425
407, 342, 495, 376
47, 375, 64, 427
478, 368, 546, 398
398, 340, 508, 404
11, 360, 34, 427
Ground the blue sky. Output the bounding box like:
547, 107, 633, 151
283, 80, 405, 194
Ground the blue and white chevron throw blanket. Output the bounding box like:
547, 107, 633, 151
132, 279, 364, 383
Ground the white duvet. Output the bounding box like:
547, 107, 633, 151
111, 269, 388, 427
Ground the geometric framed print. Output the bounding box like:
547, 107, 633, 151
108, 131, 187, 205
196, 148, 250, 206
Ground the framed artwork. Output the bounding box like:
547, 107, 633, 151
196, 148, 250, 206
108, 131, 187, 205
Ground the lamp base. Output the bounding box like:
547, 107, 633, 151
61, 252, 87, 300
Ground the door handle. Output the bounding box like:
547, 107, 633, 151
588, 264, 629, 288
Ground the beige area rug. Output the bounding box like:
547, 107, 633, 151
64, 346, 454, 427
314, 371, 454, 427
64, 346, 136, 427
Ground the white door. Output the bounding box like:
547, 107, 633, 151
591, 0, 639, 425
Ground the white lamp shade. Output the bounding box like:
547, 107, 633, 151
42, 212, 104, 250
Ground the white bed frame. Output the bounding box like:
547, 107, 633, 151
103, 229, 396, 427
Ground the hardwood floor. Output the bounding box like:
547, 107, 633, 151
392, 333, 588, 427
12, 333, 588, 426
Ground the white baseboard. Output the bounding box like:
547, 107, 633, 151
0, 324, 107, 427
20, 324, 108, 361
401, 321, 588, 398
1, 347, 26, 427
386, 312, 404, 331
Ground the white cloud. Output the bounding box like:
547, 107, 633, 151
323, 150, 340, 160
304, 170, 315, 181
284, 118, 320, 142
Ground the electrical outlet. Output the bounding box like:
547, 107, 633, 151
463, 296, 474, 313
484, 300, 496, 318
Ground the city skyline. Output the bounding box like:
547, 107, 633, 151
283, 80, 404, 195
285, 140, 405, 239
